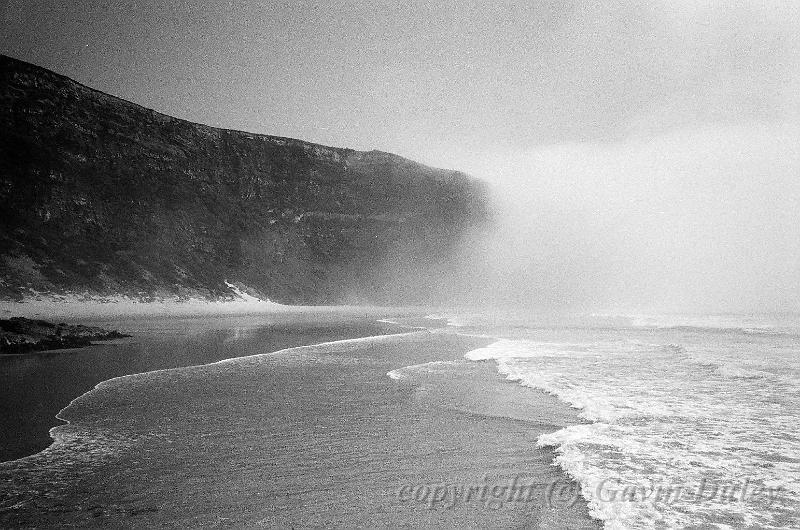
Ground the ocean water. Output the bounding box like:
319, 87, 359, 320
438, 311, 800, 529
2, 311, 796, 528
0, 315, 598, 528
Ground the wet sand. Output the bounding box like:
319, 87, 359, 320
0, 316, 598, 528
0, 313, 395, 462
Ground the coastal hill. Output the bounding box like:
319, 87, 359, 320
0, 55, 488, 304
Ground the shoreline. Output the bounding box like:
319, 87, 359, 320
0, 312, 401, 462
0, 313, 599, 528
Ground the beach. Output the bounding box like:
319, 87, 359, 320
0, 311, 597, 528
0, 311, 396, 462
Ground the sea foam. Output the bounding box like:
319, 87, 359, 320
463, 328, 800, 529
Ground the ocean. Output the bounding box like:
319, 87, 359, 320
429, 311, 800, 529
1, 310, 797, 528
0, 312, 596, 528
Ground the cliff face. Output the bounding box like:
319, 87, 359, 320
0, 55, 488, 304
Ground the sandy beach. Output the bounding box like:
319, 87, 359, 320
0, 312, 397, 462
0, 312, 598, 528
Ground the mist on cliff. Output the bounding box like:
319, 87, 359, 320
5, 0, 798, 313
395, 124, 800, 314
410, 1, 800, 314
436, 124, 800, 314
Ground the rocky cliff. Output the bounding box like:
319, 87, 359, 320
0, 55, 488, 304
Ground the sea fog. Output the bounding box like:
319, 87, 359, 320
385, 2, 800, 316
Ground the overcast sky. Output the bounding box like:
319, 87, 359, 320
3, 0, 799, 312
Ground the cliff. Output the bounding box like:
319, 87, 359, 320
0, 55, 488, 304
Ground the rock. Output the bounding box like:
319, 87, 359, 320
0, 317, 131, 354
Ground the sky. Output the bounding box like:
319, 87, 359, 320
2, 0, 800, 312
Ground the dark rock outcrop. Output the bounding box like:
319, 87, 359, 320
0, 317, 130, 354
0, 55, 488, 304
